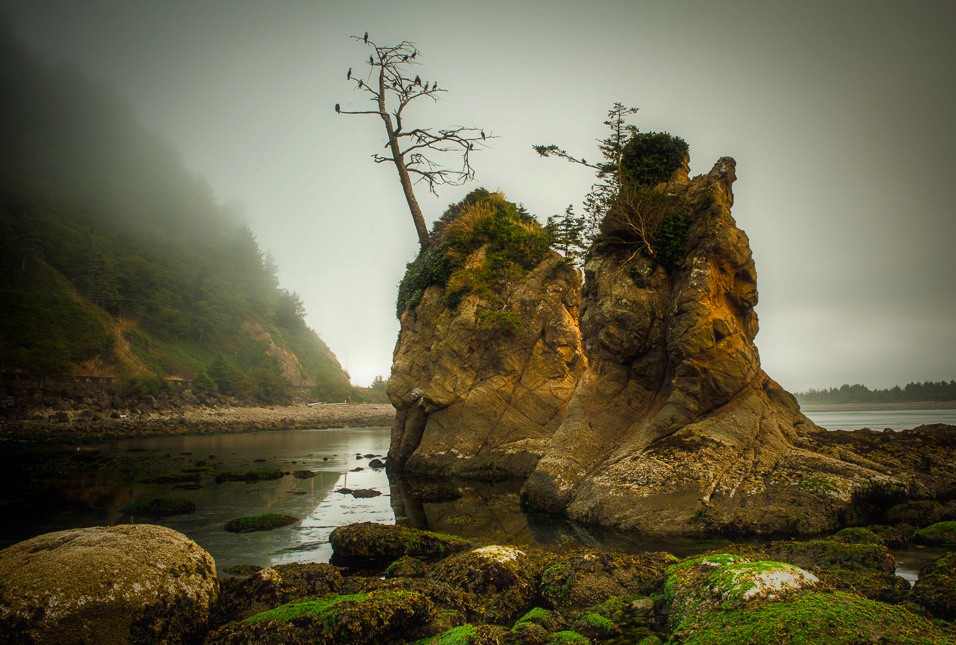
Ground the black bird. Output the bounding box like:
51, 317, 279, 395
414, 75, 421, 85
346, 68, 352, 80
369, 55, 373, 65
481, 129, 486, 140
431, 82, 438, 91
363, 31, 368, 43
358, 80, 364, 89
402, 55, 408, 61
335, 103, 340, 113
411, 51, 417, 59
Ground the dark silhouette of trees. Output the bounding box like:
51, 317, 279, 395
336, 35, 492, 251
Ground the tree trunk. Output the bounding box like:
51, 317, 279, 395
377, 67, 430, 251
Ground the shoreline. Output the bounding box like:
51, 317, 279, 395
0, 403, 396, 444
800, 400, 956, 412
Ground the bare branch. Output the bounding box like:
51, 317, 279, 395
336, 35, 493, 250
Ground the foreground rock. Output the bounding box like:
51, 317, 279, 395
205, 522, 953, 644
388, 190, 585, 479
0, 524, 217, 644
523, 153, 901, 535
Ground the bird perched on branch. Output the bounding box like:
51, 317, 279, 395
335, 103, 340, 113
369, 55, 373, 65
481, 129, 486, 140
363, 31, 368, 43
346, 68, 352, 80
414, 75, 421, 85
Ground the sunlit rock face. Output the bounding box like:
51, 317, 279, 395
387, 249, 584, 480
523, 157, 896, 535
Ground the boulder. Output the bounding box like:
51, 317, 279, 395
215, 562, 343, 624
910, 552, 956, 620
329, 522, 470, 568
388, 189, 585, 479
523, 156, 898, 535
0, 524, 217, 644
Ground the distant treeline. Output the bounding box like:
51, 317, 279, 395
795, 380, 956, 405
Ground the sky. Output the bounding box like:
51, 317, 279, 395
2, 0, 954, 390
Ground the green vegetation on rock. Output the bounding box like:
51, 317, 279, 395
396, 189, 552, 316
619, 132, 689, 188
223, 513, 299, 533
913, 520, 956, 546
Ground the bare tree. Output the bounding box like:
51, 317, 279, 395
336, 35, 493, 251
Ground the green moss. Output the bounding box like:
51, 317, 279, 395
912, 520, 956, 546
674, 591, 953, 644
799, 477, 836, 494
121, 497, 196, 517
910, 552, 956, 620
548, 630, 590, 644
223, 513, 299, 533
476, 311, 521, 334
515, 607, 553, 627
245, 594, 367, 624
830, 526, 883, 545
329, 522, 470, 566
396, 189, 552, 317
573, 612, 618, 637
653, 211, 689, 270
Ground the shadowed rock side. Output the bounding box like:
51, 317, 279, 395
388, 210, 585, 479
523, 157, 898, 535
388, 255, 584, 479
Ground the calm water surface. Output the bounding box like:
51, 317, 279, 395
2, 421, 948, 581
803, 407, 956, 431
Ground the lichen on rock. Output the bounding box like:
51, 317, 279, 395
388, 189, 585, 480
0, 524, 218, 644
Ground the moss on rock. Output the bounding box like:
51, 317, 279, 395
909, 552, 956, 620
214, 562, 343, 624
223, 513, 299, 533
912, 520, 956, 546
207, 589, 432, 644
829, 526, 884, 545
329, 522, 470, 568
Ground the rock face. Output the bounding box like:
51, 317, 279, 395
388, 190, 585, 479
0, 524, 218, 644
523, 157, 896, 535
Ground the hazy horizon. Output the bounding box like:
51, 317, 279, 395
2, 0, 954, 390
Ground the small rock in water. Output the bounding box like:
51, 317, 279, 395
336, 487, 353, 494
351, 489, 382, 498
350, 467, 364, 472
292, 470, 316, 479
368, 458, 385, 469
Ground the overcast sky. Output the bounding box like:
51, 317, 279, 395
3, 0, 954, 390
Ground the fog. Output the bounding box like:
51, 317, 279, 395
3, 0, 954, 390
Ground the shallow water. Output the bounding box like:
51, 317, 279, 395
802, 407, 956, 431
0, 425, 946, 580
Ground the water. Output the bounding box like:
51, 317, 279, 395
1, 423, 948, 580
802, 406, 956, 431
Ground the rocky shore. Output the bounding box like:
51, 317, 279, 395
1, 521, 954, 644
0, 403, 395, 443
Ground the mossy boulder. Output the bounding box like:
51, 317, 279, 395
910, 552, 956, 620
728, 538, 909, 602
428, 545, 553, 623
214, 562, 343, 624
120, 497, 196, 517
670, 590, 954, 644
663, 554, 820, 632
223, 513, 299, 533
538, 549, 675, 611
423, 623, 507, 644
829, 526, 884, 545
385, 555, 430, 578
884, 500, 945, 527
571, 611, 620, 639
207, 590, 432, 644
0, 525, 218, 644
329, 522, 470, 568
912, 520, 956, 546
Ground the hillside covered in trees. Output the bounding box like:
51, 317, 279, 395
0, 29, 366, 403
795, 380, 956, 405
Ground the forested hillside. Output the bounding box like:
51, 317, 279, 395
0, 29, 363, 403
795, 381, 956, 405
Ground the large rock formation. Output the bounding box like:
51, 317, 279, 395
388, 190, 585, 479
0, 524, 218, 644
522, 156, 898, 535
